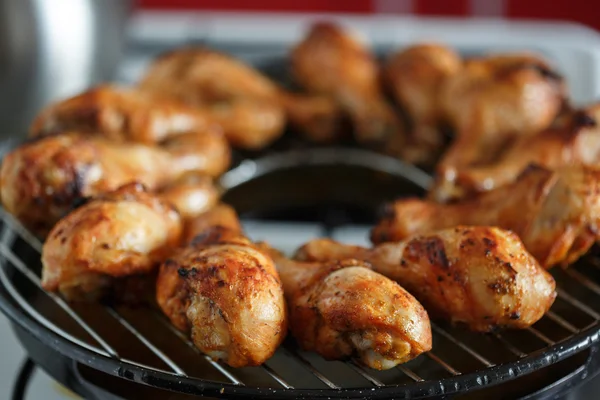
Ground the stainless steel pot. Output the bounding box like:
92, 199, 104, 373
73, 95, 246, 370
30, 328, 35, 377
0, 0, 132, 138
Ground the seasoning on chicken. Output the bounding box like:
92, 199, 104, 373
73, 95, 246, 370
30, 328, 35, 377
297, 226, 556, 332
0, 131, 229, 236
291, 22, 403, 146
384, 43, 461, 164
139, 48, 286, 149
41, 182, 182, 301
429, 104, 600, 202
372, 165, 600, 268
264, 245, 431, 369
29, 85, 217, 144
437, 53, 565, 179
156, 205, 287, 367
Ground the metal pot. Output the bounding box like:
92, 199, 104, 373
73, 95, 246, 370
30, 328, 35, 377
0, 0, 133, 138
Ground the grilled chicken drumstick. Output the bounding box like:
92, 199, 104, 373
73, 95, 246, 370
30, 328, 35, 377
0, 131, 229, 236
41, 183, 182, 301
373, 165, 600, 269
29, 85, 217, 144
297, 227, 556, 332
384, 43, 461, 164
292, 22, 403, 146
156, 205, 287, 367
436, 53, 565, 191
430, 104, 600, 202
139, 48, 286, 149
263, 245, 432, 369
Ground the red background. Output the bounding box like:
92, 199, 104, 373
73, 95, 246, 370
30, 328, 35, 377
138, 0, 600, 32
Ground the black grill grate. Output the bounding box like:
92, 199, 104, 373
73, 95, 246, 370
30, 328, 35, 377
1, 156, 600, 399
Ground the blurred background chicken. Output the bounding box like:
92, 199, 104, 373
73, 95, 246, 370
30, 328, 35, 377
156, 205, 287, 367
291, 22, 404, 148
265, 245, 432, 369
383, 43, 462, 165
138, 48, 286, 149
0, 131, 229, 236
29, 85, 217, 144
429, 103, 600, 202
434, 53, 566, 195
41, 182, 182, 301
373, 165, 600, 269
297, 226, 556, 332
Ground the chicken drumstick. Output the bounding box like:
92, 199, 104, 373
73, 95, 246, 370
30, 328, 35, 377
297, 227, 556, 332
156, 205, 287, 367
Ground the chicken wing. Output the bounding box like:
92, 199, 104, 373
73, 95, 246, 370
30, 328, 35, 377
372, 165, 600, 268
438, 53, 565, 174
384, 44, 461, 164
29, 85, 216, 144
429, 104, 600, 202
264, 246, 431, 369
156, 206, 287, 367
0, 131, 229, 236
297, 226, 556, 332
41, 182, 182, 301
139, 48, 286, 149
291, 22, 403, 146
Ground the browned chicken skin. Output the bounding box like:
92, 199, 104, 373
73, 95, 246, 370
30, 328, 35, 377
41, 183, 182, 301
384, 44, 461, 164
430, 104, 600, 202
264, 246, 431, 369
159, 173, 219, 220
182, 203, 241, 244
279, 91, 345, 143
297, 227, 556, 332
139, 48, 286, 149
156, 206, 287, 367
292, 22, 403, 146
0, 132, 229, 236
373, 165, 600, 269
29, 85, 217, 144
437, 53, 565, 179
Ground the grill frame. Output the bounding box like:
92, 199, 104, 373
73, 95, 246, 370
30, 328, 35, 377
2, 147, 600, 399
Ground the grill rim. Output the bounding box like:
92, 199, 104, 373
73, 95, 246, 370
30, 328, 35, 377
1, 147, 600, 398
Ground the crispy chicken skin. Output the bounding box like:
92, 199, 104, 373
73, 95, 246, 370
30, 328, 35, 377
297, 227, 556, 332
29, 85, 216, 144
0, 132, 229, 236
438, 53, 565, 173
156, 207, 287, 367
41, 183, 182, 301
373, 165, 600, 268
384, 44, 461, 164
264, 247, 431, 369
291, 22, 403, 146
430, 104, 600, 202
139, 48, 285, 149
159, 173, 219, 220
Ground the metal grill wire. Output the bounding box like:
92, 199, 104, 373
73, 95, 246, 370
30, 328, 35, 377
1, 191, 600, 395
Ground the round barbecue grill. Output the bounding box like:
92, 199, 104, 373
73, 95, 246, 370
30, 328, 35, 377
1, 141, 600, 399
